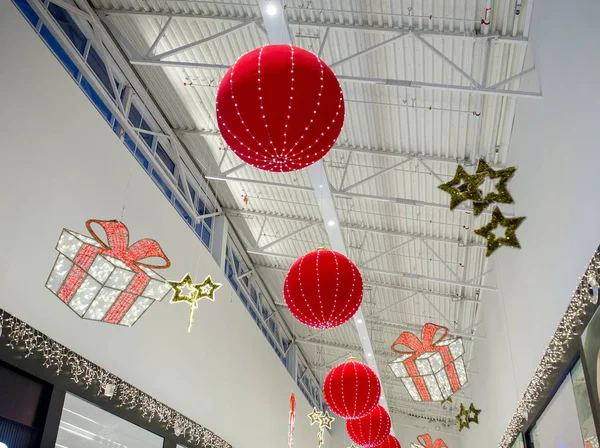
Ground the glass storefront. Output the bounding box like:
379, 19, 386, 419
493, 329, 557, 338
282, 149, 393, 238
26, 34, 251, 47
56, 393, 163, 448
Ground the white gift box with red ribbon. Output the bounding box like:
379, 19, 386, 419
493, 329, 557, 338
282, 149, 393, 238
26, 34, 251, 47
46, 220, 172, 327
388, 323, 468, 402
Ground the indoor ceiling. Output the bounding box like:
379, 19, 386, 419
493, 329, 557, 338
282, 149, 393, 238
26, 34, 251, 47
83, 0, 537, 429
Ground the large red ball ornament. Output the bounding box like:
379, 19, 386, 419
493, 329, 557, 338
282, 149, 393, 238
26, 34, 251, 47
324, 358, 381, 419
216, 44, 345, 172
346, 405, 391, 448
284, 248, 363, 328
374, 435, 401, 448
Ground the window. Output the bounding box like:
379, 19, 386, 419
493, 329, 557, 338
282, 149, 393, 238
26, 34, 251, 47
527, 359, 597, 447
56, 393, 163, 448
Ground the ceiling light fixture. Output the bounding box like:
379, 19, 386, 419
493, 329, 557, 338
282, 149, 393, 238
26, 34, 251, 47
265, 1, 278, 16
357, 318, 363, 323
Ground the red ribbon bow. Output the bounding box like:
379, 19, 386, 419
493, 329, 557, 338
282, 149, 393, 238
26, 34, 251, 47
391, 323, 449, 359
85, 219, 170, 270
416, 434, 447, 448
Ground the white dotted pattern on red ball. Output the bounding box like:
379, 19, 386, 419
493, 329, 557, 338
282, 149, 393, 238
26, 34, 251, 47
216, 45, 344, 172
324, 360, 381, 419
284, 249, 363, 329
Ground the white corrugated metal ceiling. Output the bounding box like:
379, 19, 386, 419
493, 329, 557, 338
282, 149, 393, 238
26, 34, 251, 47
89, 0, 536, 428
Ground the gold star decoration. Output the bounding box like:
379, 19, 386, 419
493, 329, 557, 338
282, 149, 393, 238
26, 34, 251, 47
467, 403, 481, 425
456, 403, 471, 431
438, 165, 485, 210
308, 408, 335, 447
169, 274, 221, 332
474, 207, 526, 257
308, 408, 322, 425
441, 396, 453, 405
319, 411, 334, 429
471, 159, 517, 216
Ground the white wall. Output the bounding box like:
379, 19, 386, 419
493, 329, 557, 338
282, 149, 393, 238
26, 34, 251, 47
462, 0, 600, 446
0, 3, 329, 448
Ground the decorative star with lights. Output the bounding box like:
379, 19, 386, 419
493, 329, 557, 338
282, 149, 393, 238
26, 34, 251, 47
467, 403, 481, 425
319, 411, 335, 429
472, 159, 517, 216
474, 207, 526, 257
456, 403, 471, 431
196, 275, 221, 301
438, 165, 485, 210
308, 408, 323, 425
169, 274, 221, 332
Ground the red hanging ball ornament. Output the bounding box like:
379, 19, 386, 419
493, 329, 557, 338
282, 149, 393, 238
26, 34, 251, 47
374, 435, 401, 448
284, 248, 363, 328
323, 358, 381, 419
216, 44, 345, 172
346, 405, 391, 448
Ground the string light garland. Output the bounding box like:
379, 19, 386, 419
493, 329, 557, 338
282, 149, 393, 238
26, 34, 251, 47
471, 159, 517, 216
216, 44, 344, 172
284, 248, 363, 329
46, 219, 172, 327
169, 274, 221, 332
410, 434, 447, 448
389, 323, 467, 402
473, 207, 526, 257
0, 309, 230, 448
346, 405, 391, 448
498, 247, 600, 447
323, 357, 381, 419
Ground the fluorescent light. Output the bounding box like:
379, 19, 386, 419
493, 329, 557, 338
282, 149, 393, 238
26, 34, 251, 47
356, 318, 363, 323
266, 2, 278, 16
328, 220, 335, 226
63, 408, 99, 424
367, 352, 372, 357
59, 426, 94, 441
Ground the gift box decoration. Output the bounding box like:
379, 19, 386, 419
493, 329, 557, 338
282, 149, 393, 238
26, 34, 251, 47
46, 219, 172, 327
388, 323, 468, 402
410, 434, 447, 448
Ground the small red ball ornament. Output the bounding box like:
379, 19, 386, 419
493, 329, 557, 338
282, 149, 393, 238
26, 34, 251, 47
324, 358, 381, 419
284, 248, 363, 328
216, 44, 345, 172
346, 405, 391, 448
374, 435, 401, 448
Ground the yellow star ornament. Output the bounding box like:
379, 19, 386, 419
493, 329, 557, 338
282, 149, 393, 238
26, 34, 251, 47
455, 403, 471, 431
474, 207, 526, 257
319, 411, 335, 429
169, 274, 221, 332
308, 408, 323, 425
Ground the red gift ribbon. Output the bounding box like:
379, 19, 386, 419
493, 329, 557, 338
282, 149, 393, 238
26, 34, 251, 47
57, 219, 170, 323
416, 434, 447, 448
391, 323, 461, 401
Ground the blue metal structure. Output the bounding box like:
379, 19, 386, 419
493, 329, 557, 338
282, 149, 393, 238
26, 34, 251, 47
11, 0, 324, 413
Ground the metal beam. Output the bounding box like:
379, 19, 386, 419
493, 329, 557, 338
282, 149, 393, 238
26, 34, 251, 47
413, 34, 481, 87
211, 174, 508, 216
329, 33, 408, 69
223, 207, 486, 248
152, 21, 251, 60
487, 66, 536, 90
130, 58, 230, 70
257, 223, 318, 251
94, 8, 527, 44
253, 251, 493, 290
337, 75, 542, 99
257, 264, 480, 303
341, 158, 411, 192
317, 27, 330, 57
176, 129, 507, 168
145, 16, 172, 57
